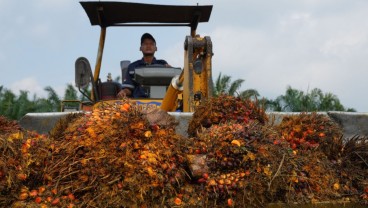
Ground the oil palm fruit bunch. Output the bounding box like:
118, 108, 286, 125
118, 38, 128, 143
188, 95, 268, 137
0, 116, 21, 134
35, 100, 188, 207
333, 136, 368, 204
277, 112, 343, 156
189, 122, 267, 172
182, 118, 286, 207
1, 116, 53, 207
0, 117, 24, 207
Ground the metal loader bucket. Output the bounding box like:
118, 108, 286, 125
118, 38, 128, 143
19, 112, 80, 134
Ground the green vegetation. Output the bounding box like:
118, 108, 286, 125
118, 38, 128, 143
212, 73, 259, 99
0, 84, 80, 120
266, 86, 356, 112
0, 74, 355, 120
212, 74, 356, 112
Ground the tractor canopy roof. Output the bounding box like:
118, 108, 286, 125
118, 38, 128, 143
80, 1, 212, 30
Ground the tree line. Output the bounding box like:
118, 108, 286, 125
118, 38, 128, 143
212, 73, 356, 112
0, 73, 355, 120
0, 84, 81, 120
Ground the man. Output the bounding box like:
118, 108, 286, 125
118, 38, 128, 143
117, 33, 170, 98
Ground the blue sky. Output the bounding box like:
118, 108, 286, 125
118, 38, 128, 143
1, 0, 368, 112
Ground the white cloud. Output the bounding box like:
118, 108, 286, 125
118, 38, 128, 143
210, 26, 268, 71
1, 0, 368, 112
279, 12, 316, 35
179, 4, 368, 112
10, 77, 46, 97
9, 77, 68, 99
320, 31, 368, 58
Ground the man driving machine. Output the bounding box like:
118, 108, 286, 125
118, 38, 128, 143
117, 33, 171, 98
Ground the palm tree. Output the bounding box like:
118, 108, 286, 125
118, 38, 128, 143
213, 73, 231, 96
13, 91, 35, 119
228, 79, 244, 96
319, 92, 345, 111
267, 86, 355, 112
272, 86, 303, 112
43, 86, 61, 112
212, 73, 261, 102
239, 89, 260, 100
64, 84, 78, 100
213, 73, 244, 96
62, 84, 83, 110
0, 88, 16, 119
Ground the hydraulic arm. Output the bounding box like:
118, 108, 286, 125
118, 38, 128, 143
161, 35, 213, 112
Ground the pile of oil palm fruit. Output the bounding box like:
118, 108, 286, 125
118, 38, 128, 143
0, 95, 367, 207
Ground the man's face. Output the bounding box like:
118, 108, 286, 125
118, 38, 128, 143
141, 39, 156, 56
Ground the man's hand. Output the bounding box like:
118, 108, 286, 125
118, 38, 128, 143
117, 88, 132, 98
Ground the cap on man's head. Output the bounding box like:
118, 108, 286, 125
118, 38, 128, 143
141, 33, 156, 45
